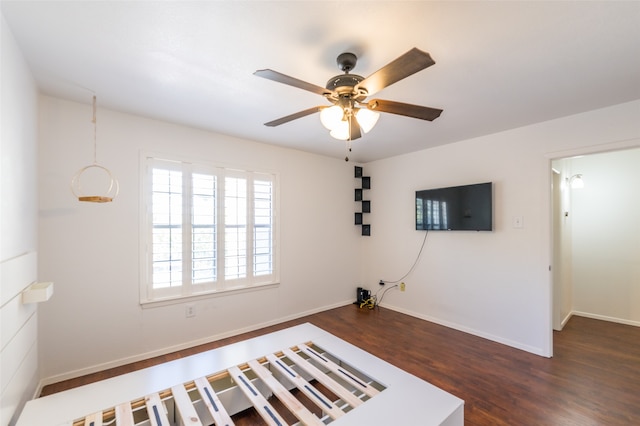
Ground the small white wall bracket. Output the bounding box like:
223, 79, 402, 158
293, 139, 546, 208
22, 281, 54, 304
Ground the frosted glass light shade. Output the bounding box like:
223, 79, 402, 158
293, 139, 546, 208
320, 105, 344, 130
356, 108, 380, 133
571, 176, 584, 188
569, 174, 584, 189
329, 120, 350, 140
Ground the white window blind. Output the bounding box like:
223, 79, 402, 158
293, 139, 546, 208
141, 156, 278, 304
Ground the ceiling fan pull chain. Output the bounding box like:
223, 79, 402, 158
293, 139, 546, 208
345, 140, 352, 162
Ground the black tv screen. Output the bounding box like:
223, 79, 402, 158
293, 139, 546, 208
416, 182, 493, 231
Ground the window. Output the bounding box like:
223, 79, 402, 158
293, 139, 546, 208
141, 155, 278, 304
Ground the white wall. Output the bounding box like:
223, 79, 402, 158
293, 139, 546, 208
570, 148, 640, 324
363, 100, 640, 357
0, 13, 40, 426
37, 96, 361, 382
30, 85, 640, 385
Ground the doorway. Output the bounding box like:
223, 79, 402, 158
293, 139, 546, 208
551, 147, 640, 331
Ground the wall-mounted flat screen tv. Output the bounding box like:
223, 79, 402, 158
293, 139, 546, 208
416, 182, 493, 231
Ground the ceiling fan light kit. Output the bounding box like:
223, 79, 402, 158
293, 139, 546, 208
255, 47, 443, 156
329, 120, 351, 141
320, 105, 380, 138
356, 108, 380, 133
320, 105, 344, 130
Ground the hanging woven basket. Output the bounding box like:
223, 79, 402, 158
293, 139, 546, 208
70, 95, 119, 203
71, 163, 119, 203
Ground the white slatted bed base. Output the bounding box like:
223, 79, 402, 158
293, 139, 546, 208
114, 403, 135, 426
247, 359, 325, 425
280, 348, 363, 409
17, 324, 464, 426
261, 354, 343, 421
145, 393, 170, 426
193, 377, 234, 426
171, 385, 203, 426
296, 343, 380, 399
227, 364, 289, 426
83, 413, 102, 426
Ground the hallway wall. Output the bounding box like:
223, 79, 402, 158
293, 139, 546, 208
569, 148, 640, 325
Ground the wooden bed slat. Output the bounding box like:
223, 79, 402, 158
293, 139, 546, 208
194, 376, 235, 426
145, 392, 170, 426
263, 354, 345, 420
297, 343, 380, 398
114, 403, 134, 426
282, 347, 363, 409
83, 412, 102, 426
248, 359, 325, 425
171, 385, 203, 425
227, 365, 288, 426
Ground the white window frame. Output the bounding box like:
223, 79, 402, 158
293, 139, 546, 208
140, 153, 279, 306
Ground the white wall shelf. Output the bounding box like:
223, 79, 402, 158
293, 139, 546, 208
22, 282, 54, 304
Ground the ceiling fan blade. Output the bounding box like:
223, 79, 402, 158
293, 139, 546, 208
367, 99, 443, 121
356, 48, 435, 96
254, 69, 331, 96
264, 106, 324, 127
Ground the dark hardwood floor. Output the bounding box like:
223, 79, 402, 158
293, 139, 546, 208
41, 305, 640, 425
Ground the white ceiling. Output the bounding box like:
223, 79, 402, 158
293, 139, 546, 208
2, 1, 640, 163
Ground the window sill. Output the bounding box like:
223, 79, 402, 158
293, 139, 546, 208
140, 281, 280, 309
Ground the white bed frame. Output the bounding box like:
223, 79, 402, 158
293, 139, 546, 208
16, 323, 463, 425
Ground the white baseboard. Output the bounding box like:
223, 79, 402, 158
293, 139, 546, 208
381, 304, 551, 357
571, 311, 640, 327
559, 311, 573, 330
38, 299, 354, 388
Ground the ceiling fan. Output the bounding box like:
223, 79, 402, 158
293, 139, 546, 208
254, 47, 443, 144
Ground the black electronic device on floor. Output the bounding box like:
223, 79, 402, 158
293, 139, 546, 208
356, 287, 371, 304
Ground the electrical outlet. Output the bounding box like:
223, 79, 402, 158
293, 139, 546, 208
186, 305, 195, 318
400, 282, 406, 292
